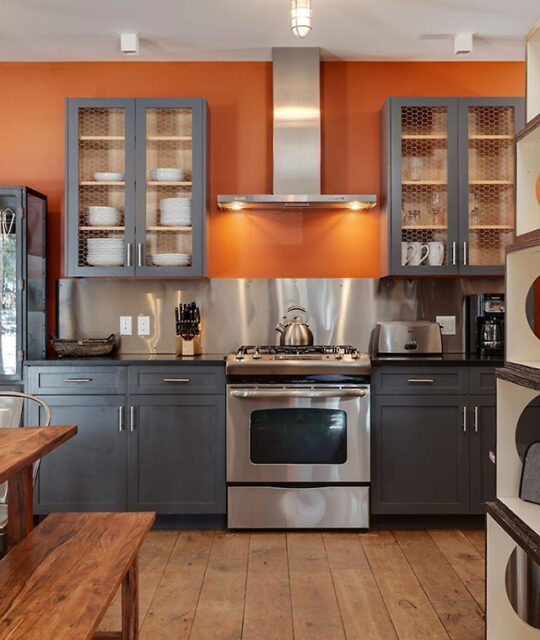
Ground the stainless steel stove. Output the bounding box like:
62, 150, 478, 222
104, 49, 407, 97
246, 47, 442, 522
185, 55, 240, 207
226, 344, 371, 375
226, 345, 371, 530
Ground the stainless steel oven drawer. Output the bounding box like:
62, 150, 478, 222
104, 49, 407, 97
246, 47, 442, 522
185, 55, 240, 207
228, 486, 369, 529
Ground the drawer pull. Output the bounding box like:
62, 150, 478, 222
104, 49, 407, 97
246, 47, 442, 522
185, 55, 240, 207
407, 379, 434, 384
64, 378, 93, 383
162, 378, 190, 383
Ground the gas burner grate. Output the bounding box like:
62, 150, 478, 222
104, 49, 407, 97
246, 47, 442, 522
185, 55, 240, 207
236, 345, 359, 356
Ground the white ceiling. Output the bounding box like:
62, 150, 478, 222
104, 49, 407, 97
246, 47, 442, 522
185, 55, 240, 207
0, 0, 537, 61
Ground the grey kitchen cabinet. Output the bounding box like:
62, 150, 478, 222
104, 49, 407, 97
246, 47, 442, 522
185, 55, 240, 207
372, 365, 497, 515
25, 363, 225, 515
28, 395, 128, 513
65, 98, 207, 277
372, 394, 471, 514
128, 395, 225, 514
380, 97, 524, 276
469, 396, 496, 513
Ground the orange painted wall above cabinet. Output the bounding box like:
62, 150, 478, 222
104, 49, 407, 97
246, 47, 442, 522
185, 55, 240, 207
0, 61, 524, 285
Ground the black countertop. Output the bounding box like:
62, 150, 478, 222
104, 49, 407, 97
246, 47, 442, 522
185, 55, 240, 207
24, 353, 227, 366
371, 353, 504, 367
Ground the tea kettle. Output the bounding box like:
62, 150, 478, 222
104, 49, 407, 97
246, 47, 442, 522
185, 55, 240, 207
276, 306, 314, 346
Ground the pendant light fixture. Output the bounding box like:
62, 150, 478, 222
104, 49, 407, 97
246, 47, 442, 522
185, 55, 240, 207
291, 0, 312, 38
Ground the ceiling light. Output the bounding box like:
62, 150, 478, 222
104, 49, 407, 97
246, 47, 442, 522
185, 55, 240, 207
120, 33, 139, 56
291, 0, 312, 39
454, 33, 473, 56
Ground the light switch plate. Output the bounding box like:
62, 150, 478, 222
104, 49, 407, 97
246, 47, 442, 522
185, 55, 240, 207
137, 315, 150, 336
120, 316, 132, 336
436, 315, 456, 335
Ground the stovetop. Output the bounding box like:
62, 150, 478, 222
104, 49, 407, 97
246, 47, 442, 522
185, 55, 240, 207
226, 345, 371, 376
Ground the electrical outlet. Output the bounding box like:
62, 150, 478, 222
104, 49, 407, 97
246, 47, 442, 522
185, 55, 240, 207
119, 316, 132, 336
137, 315, 150, 336
436, 315, 456, 336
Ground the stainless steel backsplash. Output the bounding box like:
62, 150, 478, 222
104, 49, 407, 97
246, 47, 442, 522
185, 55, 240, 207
57, 277, 503, 354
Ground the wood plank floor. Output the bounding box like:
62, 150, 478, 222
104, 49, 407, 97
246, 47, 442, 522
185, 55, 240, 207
98, 529, 486, 640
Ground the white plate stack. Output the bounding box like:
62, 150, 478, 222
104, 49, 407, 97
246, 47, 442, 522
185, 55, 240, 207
86, 206, 121, 226
160, 198, 192, 227
151, 253, 191, 267
87, 237, 124, 267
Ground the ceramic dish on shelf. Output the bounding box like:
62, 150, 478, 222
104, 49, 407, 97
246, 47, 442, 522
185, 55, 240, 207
93, 172, 125, 182
150, 168, 185, 182
150, 253, 191, 267
161, 211, 192, 227
160, 197, 192, 211
86, 206, 121, 226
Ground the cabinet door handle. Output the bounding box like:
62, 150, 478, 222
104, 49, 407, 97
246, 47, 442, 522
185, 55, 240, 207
64, 378, 93, 383
489, 451, 496, 464
163, 378, 190, 383
463, 406, 467, 432
463, 241, 468, 266
474, 406, 479, 432
137, 242, 143, 267
127, 243, 132, 267
452, 241, 457, 266
407, 378, 434, 384
130, 406, 136, 432
118, 406, 124, 432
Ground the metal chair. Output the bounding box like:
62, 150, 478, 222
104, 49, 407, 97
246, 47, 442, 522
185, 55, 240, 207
0, 391, 51, 554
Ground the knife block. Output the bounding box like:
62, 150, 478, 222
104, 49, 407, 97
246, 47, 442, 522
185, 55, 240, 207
176, 333, 202, 357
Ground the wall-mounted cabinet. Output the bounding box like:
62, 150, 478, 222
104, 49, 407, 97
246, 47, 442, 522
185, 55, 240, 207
380, 97, 524, 276
65, 98, 207, 277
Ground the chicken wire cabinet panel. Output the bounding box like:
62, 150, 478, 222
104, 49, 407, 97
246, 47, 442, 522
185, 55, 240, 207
380, 97, 524, 276
65, 98, 207, 277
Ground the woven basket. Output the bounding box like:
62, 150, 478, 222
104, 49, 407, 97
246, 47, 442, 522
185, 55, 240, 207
50, 334, 117, 358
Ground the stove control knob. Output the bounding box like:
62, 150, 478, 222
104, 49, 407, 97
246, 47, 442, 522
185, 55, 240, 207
236, 351, 244, 361
253, 351, 261, 360
352, 351, 360, 360
336, 353, 343, 360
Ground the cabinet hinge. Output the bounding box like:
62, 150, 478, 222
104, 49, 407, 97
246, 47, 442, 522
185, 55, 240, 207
17, 277, 25, 291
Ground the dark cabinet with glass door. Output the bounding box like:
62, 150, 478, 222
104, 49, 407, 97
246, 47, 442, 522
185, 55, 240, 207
380, 97, 523, 276
65, 98, 207, 277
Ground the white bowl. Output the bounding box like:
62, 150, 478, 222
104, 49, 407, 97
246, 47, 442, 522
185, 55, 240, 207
87, 206, 121, 226
151, 253, 191, 266
150, 168, 185, 182
93, 172, 125, 182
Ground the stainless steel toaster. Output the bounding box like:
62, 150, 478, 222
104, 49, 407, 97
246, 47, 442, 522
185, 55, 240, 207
375, 321, 443, 355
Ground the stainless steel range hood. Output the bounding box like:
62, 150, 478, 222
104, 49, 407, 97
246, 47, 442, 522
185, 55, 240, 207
217, 48, 377, 211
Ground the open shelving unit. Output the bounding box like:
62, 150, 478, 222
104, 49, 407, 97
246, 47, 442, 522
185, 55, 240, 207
486, 20, 540, 640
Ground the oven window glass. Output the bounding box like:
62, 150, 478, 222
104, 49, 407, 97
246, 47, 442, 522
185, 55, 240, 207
250, 409, 347, 464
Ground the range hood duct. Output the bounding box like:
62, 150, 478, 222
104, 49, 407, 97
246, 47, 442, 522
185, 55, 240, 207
217, 47, 376, 211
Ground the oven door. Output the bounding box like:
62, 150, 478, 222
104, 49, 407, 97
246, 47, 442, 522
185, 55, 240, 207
227, 384, 370, 483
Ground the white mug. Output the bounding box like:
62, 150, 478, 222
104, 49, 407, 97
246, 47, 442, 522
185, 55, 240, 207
427, 241, 445, 266
406, 241, 429, 266
401, 241, 413, 265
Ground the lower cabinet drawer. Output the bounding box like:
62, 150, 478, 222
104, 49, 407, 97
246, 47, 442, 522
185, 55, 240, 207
128, 366, 225, 394
26, 366, 127, 395
469, 367, 496, 394
373, 367, 468, 395
227, 486, 369, 528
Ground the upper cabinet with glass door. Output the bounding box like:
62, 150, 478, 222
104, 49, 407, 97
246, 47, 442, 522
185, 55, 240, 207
380, 97, 523, 276
65, 98, 207, 277
458, 98, 523, 274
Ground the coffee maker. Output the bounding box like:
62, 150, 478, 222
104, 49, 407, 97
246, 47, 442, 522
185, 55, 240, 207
466, 293, 505, 356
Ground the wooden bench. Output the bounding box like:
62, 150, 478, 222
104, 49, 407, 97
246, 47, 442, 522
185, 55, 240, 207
0, 511, 154, 639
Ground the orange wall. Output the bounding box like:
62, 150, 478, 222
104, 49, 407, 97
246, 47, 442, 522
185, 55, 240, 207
0, 61, 524, 321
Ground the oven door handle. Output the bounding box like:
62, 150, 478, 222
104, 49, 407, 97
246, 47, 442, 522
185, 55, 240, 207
230, 389, 367, 399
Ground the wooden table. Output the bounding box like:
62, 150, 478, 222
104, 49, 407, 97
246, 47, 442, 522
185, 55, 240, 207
0, 426, 77, 547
